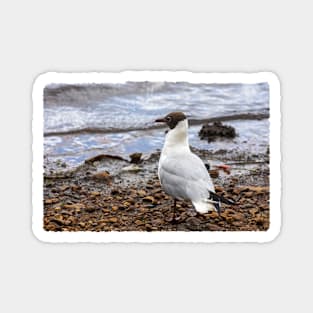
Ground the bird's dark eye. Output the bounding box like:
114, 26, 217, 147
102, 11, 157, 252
166, 116, 172, 122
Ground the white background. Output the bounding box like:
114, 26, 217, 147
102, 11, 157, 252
0, 1, 311, 312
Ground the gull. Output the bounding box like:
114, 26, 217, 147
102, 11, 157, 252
155, 111, 235, 218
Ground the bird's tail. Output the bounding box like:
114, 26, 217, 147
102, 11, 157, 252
192, 191, 236, 215
208, 191, 237, 215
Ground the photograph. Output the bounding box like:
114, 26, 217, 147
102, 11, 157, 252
32, 72, 280, 242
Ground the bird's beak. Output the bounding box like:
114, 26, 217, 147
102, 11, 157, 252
155, 118, 166, 123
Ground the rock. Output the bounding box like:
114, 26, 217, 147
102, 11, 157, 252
255, 216, 265, 226
249, 208, 259, 215
63, 203, 85, 210
199, 121, 236, 142
232, 213, 245, 221
121, 165, 141, 172
186, 217, 202, 231
152, 218, 163, 226
240, 203, 254, 209
208, 211, 220, 219
135, 220, 145, 226
205, 223, 223, 231
244, 191, 254, 197
145, 224, 154, 231
129, 153, 142, 164
142, 196, 155, 203
85, 154, 127, 164
209, 169, 219, 178
85, 206, 97, 213
215, 186, 224, 192
111, 189, 120, 195
224, 209, 237, 215
92, 171, 111, 181
248, 186, 269, 194
90, 191, 100, 196
122, 201, 131, 207
138, 190, 146, 197
153, 193, 163, 200
60, 185, 70, 191
44, 198, 59, 204
50, 218, 65, 226
108, 217, 118, 223
232, 221, 243, 227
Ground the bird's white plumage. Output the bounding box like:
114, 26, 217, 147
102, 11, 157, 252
158, 118, 216, 213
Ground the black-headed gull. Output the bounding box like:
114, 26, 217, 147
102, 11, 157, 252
155, 111, 235, 218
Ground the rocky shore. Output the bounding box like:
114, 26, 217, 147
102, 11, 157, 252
43, 147, 270, 232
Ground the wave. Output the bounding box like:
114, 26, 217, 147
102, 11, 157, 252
44, 112, 269, 137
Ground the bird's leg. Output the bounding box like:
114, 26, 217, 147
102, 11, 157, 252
173, 198, 176, 219
171, 198, 178, 223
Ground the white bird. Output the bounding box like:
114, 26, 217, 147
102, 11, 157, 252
155, 111, 235, 218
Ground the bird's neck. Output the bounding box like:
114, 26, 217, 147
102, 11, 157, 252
162, 119, 190, 154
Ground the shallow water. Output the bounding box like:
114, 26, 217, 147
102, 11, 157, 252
44, 82, 269, 168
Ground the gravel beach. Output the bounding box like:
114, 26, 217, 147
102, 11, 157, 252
43, 148, 270, 232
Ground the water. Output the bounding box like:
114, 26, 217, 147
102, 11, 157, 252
44, 82, 269, 168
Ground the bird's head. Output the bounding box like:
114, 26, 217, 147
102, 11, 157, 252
155, 111, 187, 130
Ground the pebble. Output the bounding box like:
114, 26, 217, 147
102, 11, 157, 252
142, 196, 155, 203
92, 171, 111, 181
121, 165, 141, 172
186, 217, 202, 231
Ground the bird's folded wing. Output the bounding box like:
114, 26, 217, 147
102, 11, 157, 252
160, 153, 214, 191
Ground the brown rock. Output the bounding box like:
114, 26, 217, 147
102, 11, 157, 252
109, 217, 118, 223
63, 203, 85, 210
135, 220, 145, 226
129, 153, 142, 164
60, 185, 70, 191
92, 171, 111, 181
90, 191, 100, 196
50, 218, 65, 226
249, 208, 259, 215
85, 206, 97, 213
145, 224, 154, 231
232, 221, 243, 227
205, 223, 223, 231
142, 196, 155, 203
215, 186, 224, 192
122, 201, 131, 207
152, 218, 163, 226
232, 213, 245, 221
248, 186, 269, 194
244, 191, 254, 197
138, 190, 146, 197
209, 169, 219, 178
199, 121, 236, 142
85, 154, 126, 164
186, 217, 202, 231
45, 198, 59, 204
208, 211, 219, 218
241, 204, 254, 209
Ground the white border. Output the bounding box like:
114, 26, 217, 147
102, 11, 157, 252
32, 71, 281, 243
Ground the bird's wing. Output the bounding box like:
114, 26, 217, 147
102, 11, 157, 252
160, 152, 214, 189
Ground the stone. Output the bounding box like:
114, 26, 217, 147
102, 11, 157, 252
109, 217, 118, 223
92, 171, 111, 181
142, 196, 155, 203
129, 153, 142, 164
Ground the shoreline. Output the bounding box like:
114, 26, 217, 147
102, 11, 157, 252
43, 148, 269, 232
